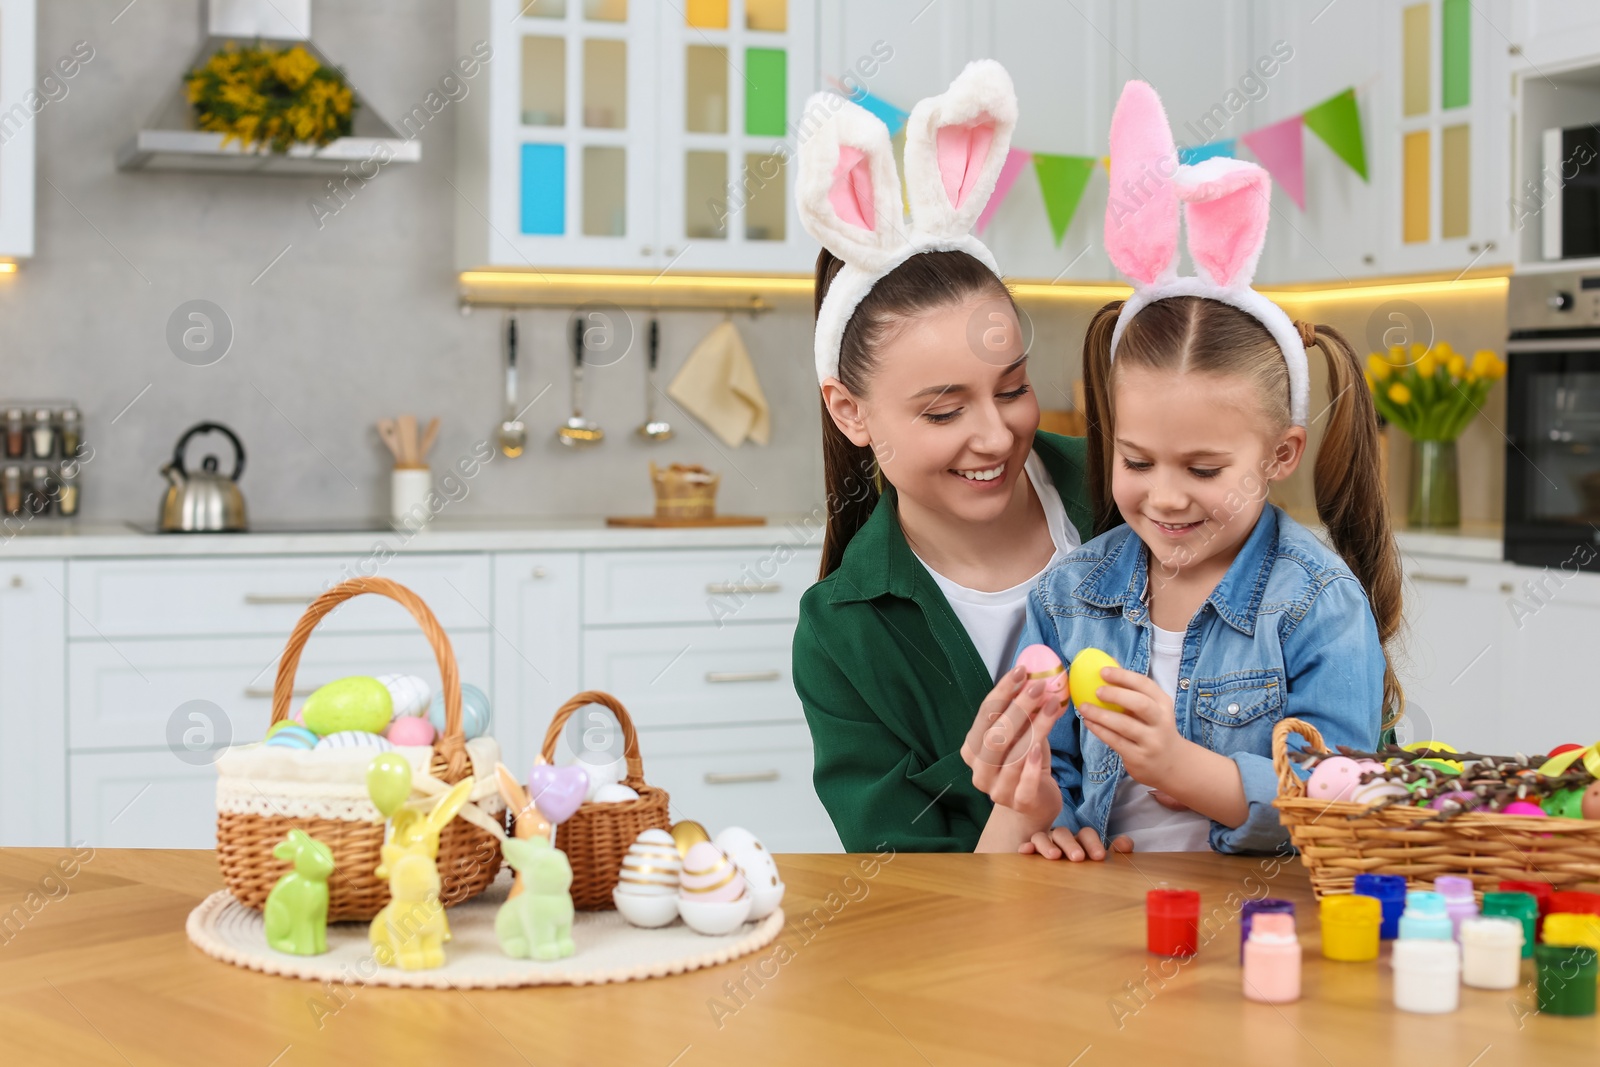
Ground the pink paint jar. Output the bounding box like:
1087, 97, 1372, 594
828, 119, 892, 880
1242, 913, 1301, 1003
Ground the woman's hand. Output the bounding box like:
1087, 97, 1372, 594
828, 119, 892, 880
962, 665, 1068, 829
1019, 826, 1134, 862
1076, 666, 1188, 788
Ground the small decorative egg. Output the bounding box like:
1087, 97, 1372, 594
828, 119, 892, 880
617, 829, 681, 897
1350, 778, 1410, 806
715, 826, 784, 919
426, 683, 492, 739
1582, 782, 1600, 822
581, 756, 628, 801
314, 730, 395, 752
1501, 801, 1547, 818
593, 783, 640, 803
1068, 648, 1125, 713
670, 820, 712, 858
265, 720, 297, 740
264, 724, 318, 750
301, 676, 393, 736
1014, 644, 1067, 710
1543, 788, 1586, 819
375, 673, 432, 718
385, 716, 436, 747
1307, 757, 1366, 802
1548, 743, 1585, 760
679, 842, 746, 903
1428, 790, 1477, 812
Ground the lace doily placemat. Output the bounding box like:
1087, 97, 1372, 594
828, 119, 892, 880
186, 878, 784, 989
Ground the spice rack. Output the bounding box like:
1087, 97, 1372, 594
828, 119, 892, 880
3, 402, 83, 520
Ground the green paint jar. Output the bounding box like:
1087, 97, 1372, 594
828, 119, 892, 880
1535, 943, 1598, 1017
1482, 892, 1539, 959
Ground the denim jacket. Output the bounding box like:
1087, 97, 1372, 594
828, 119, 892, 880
1017, 505, 1384, 854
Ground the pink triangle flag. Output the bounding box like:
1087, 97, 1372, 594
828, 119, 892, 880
1241, 114, 1306, 211
976, 148, 1031, 233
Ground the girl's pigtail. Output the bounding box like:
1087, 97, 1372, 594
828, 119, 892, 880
1081, 300, 1125, 537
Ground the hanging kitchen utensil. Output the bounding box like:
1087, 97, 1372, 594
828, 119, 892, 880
636, 317, 673, 442
158, 421, 248, 532
557, 316, 604, 447
497, 315, 526, 458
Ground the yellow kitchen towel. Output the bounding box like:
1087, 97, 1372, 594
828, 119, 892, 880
666, 320, 771, 447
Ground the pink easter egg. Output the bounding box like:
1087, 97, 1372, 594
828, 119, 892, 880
385, 716, 436, 746
1015, 643, 1068, 709
1428, 789, 1477, 812
1501, 801, 1547, 818
679, 842, 746, 903
1307, 756, 1365, 802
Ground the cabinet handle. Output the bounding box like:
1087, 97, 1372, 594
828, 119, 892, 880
705, 581, 781, 595
705, 669, 781, 684
1468, 243, 1480, 254
1500, 581, 1514, 594
640, 245, 653, 256
243, 593, 320, 605
1408, 572, 1469, 586
245, 686, 320, 698
8, 575, 20, 588
704, 770, 780, 785
532, 567, 548, 579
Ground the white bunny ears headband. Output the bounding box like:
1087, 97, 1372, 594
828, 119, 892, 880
796, 60, 1017, 385
1105, 81, 1310, 425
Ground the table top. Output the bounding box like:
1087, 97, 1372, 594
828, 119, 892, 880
2, 847, 1594, 1065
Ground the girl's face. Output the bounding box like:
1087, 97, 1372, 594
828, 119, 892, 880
825, 297, 1038, 526
1110, 364, 1306, 584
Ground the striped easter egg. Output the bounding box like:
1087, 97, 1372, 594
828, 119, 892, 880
617, 828, 682, 897
313, 730, 395, 752
263, 725, 319, 750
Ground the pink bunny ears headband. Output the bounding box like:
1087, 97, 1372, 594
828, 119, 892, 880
796, 60, 1017, 385
1104, 81, 1310, 426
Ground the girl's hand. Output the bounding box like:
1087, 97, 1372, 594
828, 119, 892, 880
1018, 826, 1134, 862
962, 665, 1068, 829
1076, 666, 1189, 787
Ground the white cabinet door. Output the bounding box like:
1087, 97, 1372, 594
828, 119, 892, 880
1507, 0, 1600, 72
491, 552, 582, 777
1395, 557, 1507, 752
0, 561, 65, 845
0, 0, 36, 260
1497, 562, 1600, 754
69, 751, 218, 849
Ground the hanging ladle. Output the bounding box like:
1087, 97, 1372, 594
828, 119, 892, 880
636, 317, 673, 442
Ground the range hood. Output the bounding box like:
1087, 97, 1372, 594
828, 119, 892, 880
116, 0, 420, 175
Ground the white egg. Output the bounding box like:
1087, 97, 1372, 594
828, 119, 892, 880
580, 756, 628, 801
375, 673, 432, 718
314, 730, 395, 752
594, 783, 640, 803
715, 826, 784, 919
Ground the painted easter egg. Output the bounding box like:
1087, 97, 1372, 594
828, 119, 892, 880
579, 755, 628, 801
385, 715, 436, 747
1015, 644, 1068, 710
1350, 778, 1410, 806
679, 841, 746, 903
314, 730, 395, 752
263, 724, 318, 750
426, 683, 492, 739
1068, 648, 1125, 714
617, 829, 681, 897
1501, 801, 1547, 818
1583, 782, 1600, 822
301, 676, 393, 736
375, 673, 432, 718
593, 783, 640, 803
714, 826, 782, 892
1402, 740, 1463, 772
670, 820, 712, 858
265, 720, 298, 740
1428, 790, 1477, 812
1544, 788, 1586, 819
1307, 757, 1366, 802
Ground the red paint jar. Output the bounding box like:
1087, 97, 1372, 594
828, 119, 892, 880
1148, 888, 1201, 957
1547, 891, 1600, 919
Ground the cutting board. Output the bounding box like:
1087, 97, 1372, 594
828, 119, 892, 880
605, 515, 767, 528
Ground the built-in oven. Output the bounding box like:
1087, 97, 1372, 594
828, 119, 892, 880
1505, 270, 1600, 570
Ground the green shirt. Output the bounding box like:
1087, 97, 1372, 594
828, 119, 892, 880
792, 432, 1095, 853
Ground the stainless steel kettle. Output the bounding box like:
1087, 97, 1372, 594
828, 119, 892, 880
159, 422, 248, 532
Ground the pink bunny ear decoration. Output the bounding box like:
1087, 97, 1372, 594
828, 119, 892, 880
796, 61, 1016, 385
1105, 81, 1310, 425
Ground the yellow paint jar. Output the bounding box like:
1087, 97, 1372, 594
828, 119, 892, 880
1321, 894, 1382, 962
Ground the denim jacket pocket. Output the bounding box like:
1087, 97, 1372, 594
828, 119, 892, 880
1192, 669, 1287, 752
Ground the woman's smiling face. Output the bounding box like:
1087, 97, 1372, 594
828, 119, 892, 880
829, 297, 1039, 525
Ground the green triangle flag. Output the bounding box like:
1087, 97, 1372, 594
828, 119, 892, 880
1302, 88, 1368, 182
1032, 154, 1097, 246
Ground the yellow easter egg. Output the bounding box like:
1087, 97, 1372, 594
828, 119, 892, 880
1068, 648, 1125, 713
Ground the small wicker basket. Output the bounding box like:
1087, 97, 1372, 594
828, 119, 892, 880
542, 690, 672, 910
216, 577, 504, 921
650, 462, 719, 520
1274, 718, 1600, 899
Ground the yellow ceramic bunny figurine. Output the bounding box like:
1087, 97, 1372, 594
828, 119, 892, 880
369, 777, 474, 971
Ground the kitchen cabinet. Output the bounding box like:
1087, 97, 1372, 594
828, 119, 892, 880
490, 552, 582, 777
456, 0, 818, 273
1506, 0, 1600, 73
0, 561, 65, 846
0, 0, 36, 261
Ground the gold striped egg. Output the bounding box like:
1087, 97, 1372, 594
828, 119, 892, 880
678, 841, 745, 903
617, 828, 681, 897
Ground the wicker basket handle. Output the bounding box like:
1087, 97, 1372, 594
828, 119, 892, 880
270, 576, 468, 780
541, 691, 647, 787
1273, 718, 1330, 800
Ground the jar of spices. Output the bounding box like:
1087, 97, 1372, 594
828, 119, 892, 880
4, 409, 23, 458
59, 407, 81, 457
27, 464, 53, 515
30, 409, 54, 459
2, 465, 21, 514
56, 462, 79, 517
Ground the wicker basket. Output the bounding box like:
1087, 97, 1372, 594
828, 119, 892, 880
1274, 718, 1600, 899
216, 577, 505, 921
542, 690, 672, 910
650, 462, 719, 520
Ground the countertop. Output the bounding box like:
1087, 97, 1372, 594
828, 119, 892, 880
1, 848, 1592, 1065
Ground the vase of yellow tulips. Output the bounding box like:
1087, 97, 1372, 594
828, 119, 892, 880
1365, 342, 1507, 529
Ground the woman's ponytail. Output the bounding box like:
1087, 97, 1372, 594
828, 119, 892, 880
816, 249, 881, 579
1302, 321, 1406, 729
1081, 300, 1125, 537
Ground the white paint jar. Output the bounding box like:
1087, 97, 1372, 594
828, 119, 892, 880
1393, 939, 1461, 1014
1460, 916, 1524, 990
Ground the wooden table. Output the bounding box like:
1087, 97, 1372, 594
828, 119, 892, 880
1, 847, 1595, 1065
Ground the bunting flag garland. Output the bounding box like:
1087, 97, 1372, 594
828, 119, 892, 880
833, 79, 1367, 240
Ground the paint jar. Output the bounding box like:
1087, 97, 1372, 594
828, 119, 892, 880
1459, 917, 1524, 990
1543, 913, 1600, 953
1242, 912, 1300, 1003
1433, 875, 1479, 938
1498, 880, 1554, 937
1398, 890, 1453, 941
1392, 939, 1461, 1014
1146, 888, 1200, 957
1481, 891, 1539, 959
1239, 899, 1295, 963
1353, 874, 1407, 940
1320, 894, 1381, 962
1535, 944, 1598, 1017
1547, 891, 1600, 918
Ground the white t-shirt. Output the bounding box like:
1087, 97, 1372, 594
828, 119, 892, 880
913, 451, 1080, 682
1106, 622, 1213, 851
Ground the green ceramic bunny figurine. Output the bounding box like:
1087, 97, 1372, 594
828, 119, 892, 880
263, 829, 334, 956
495, 835, 575, 961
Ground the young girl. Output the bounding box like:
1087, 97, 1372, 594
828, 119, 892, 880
964, 81, 1401, 860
